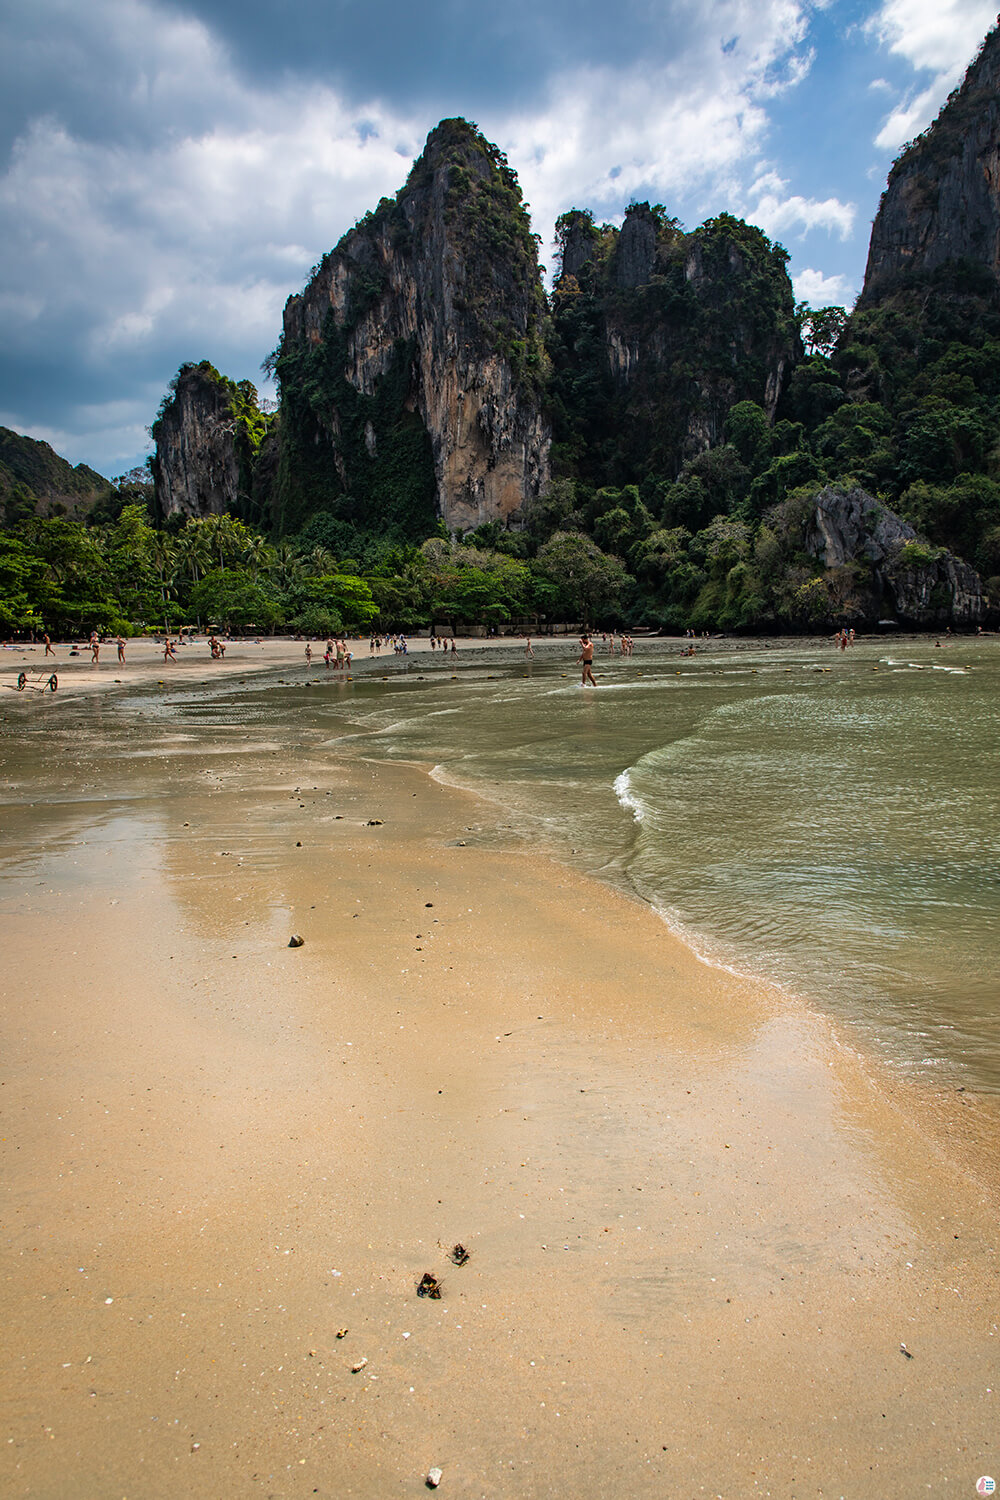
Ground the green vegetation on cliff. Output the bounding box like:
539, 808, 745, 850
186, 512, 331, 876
272, 324, 437, 545
0, 427, 113, 526
547, 208, 799, 491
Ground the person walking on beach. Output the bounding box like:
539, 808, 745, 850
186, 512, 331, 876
43, 633, 54, 657
117, 635, 126, 664
577, 634, 597, 687
305, 642, 313, 664
163, 637, 177, 663
525, 636, 534, 658
90, 632, 100, 663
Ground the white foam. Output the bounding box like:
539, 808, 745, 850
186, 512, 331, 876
613, 769, 646, 824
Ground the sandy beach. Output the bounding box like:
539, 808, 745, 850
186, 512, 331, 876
0, 632, 581, 700
1, 663, 998, 1498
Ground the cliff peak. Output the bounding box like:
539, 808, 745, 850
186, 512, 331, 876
274, 118, 549, 535
861, 21, 1000, 303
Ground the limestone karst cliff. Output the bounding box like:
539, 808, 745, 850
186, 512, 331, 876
862, 25, 1000, 304
547, 204, 800, 489
272, 118, 550, 537
827, 21, 1000, 596
151, 362, 267, 523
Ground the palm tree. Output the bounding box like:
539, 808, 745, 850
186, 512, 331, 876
243, 533, 272, 585
270, 542, 304, 590
202, 514, 242, 573
308, 545, 336, 577
175, 525, 211, 585
148, 531, 178, 632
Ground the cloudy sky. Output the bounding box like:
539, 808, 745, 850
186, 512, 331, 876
0, 0, 995, 477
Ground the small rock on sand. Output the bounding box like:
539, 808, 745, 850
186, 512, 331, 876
426, 1467, 443, 1488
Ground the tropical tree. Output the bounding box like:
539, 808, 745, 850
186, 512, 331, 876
243, 532, 273, 584
269, 541, 305, 591
148, 531, 179, 628
0, 533, 44, 631
188, 569, 280, 631
531, 531, 628, 624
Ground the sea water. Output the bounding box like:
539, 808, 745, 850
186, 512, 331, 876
300, 636, 1000, 1092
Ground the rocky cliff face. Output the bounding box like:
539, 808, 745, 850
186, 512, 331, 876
862, 26, 1000, 303
548, 207, 800, 487
152, 363, 240, 520
152, 362, 267, 523
803, 484, 985, 625
274, 119, 550, 536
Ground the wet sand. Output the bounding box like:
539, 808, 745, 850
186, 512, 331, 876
1, 706, 998, 1498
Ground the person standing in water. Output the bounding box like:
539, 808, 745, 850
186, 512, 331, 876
577, 634, 597, 687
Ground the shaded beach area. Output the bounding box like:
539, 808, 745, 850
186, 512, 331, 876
1, 650, 998, 1498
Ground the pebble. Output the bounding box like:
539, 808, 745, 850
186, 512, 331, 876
426, 1467, 443, 1488
288, 934, 304, 948
351, 1357, 368, 1373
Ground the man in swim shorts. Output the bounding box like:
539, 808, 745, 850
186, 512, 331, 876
577, 634, 597, 686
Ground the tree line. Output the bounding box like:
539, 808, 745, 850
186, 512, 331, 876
0, 502, 630, 637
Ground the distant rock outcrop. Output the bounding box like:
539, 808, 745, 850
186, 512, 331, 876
802, 484, 985, 626
862, 25, 1000, 303
273, 119, 550, 536
0, 426, 109, 523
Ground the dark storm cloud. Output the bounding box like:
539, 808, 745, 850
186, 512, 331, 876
157, 0, 704, 111
0, 0, 242, 164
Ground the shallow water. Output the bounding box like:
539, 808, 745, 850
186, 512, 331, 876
3, 635, 998, 1090
287, 637, 999, 1091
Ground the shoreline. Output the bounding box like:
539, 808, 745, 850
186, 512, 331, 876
0, 626, 982, 701
428, 748, 1000, 1195
2, 661, 998, 1497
